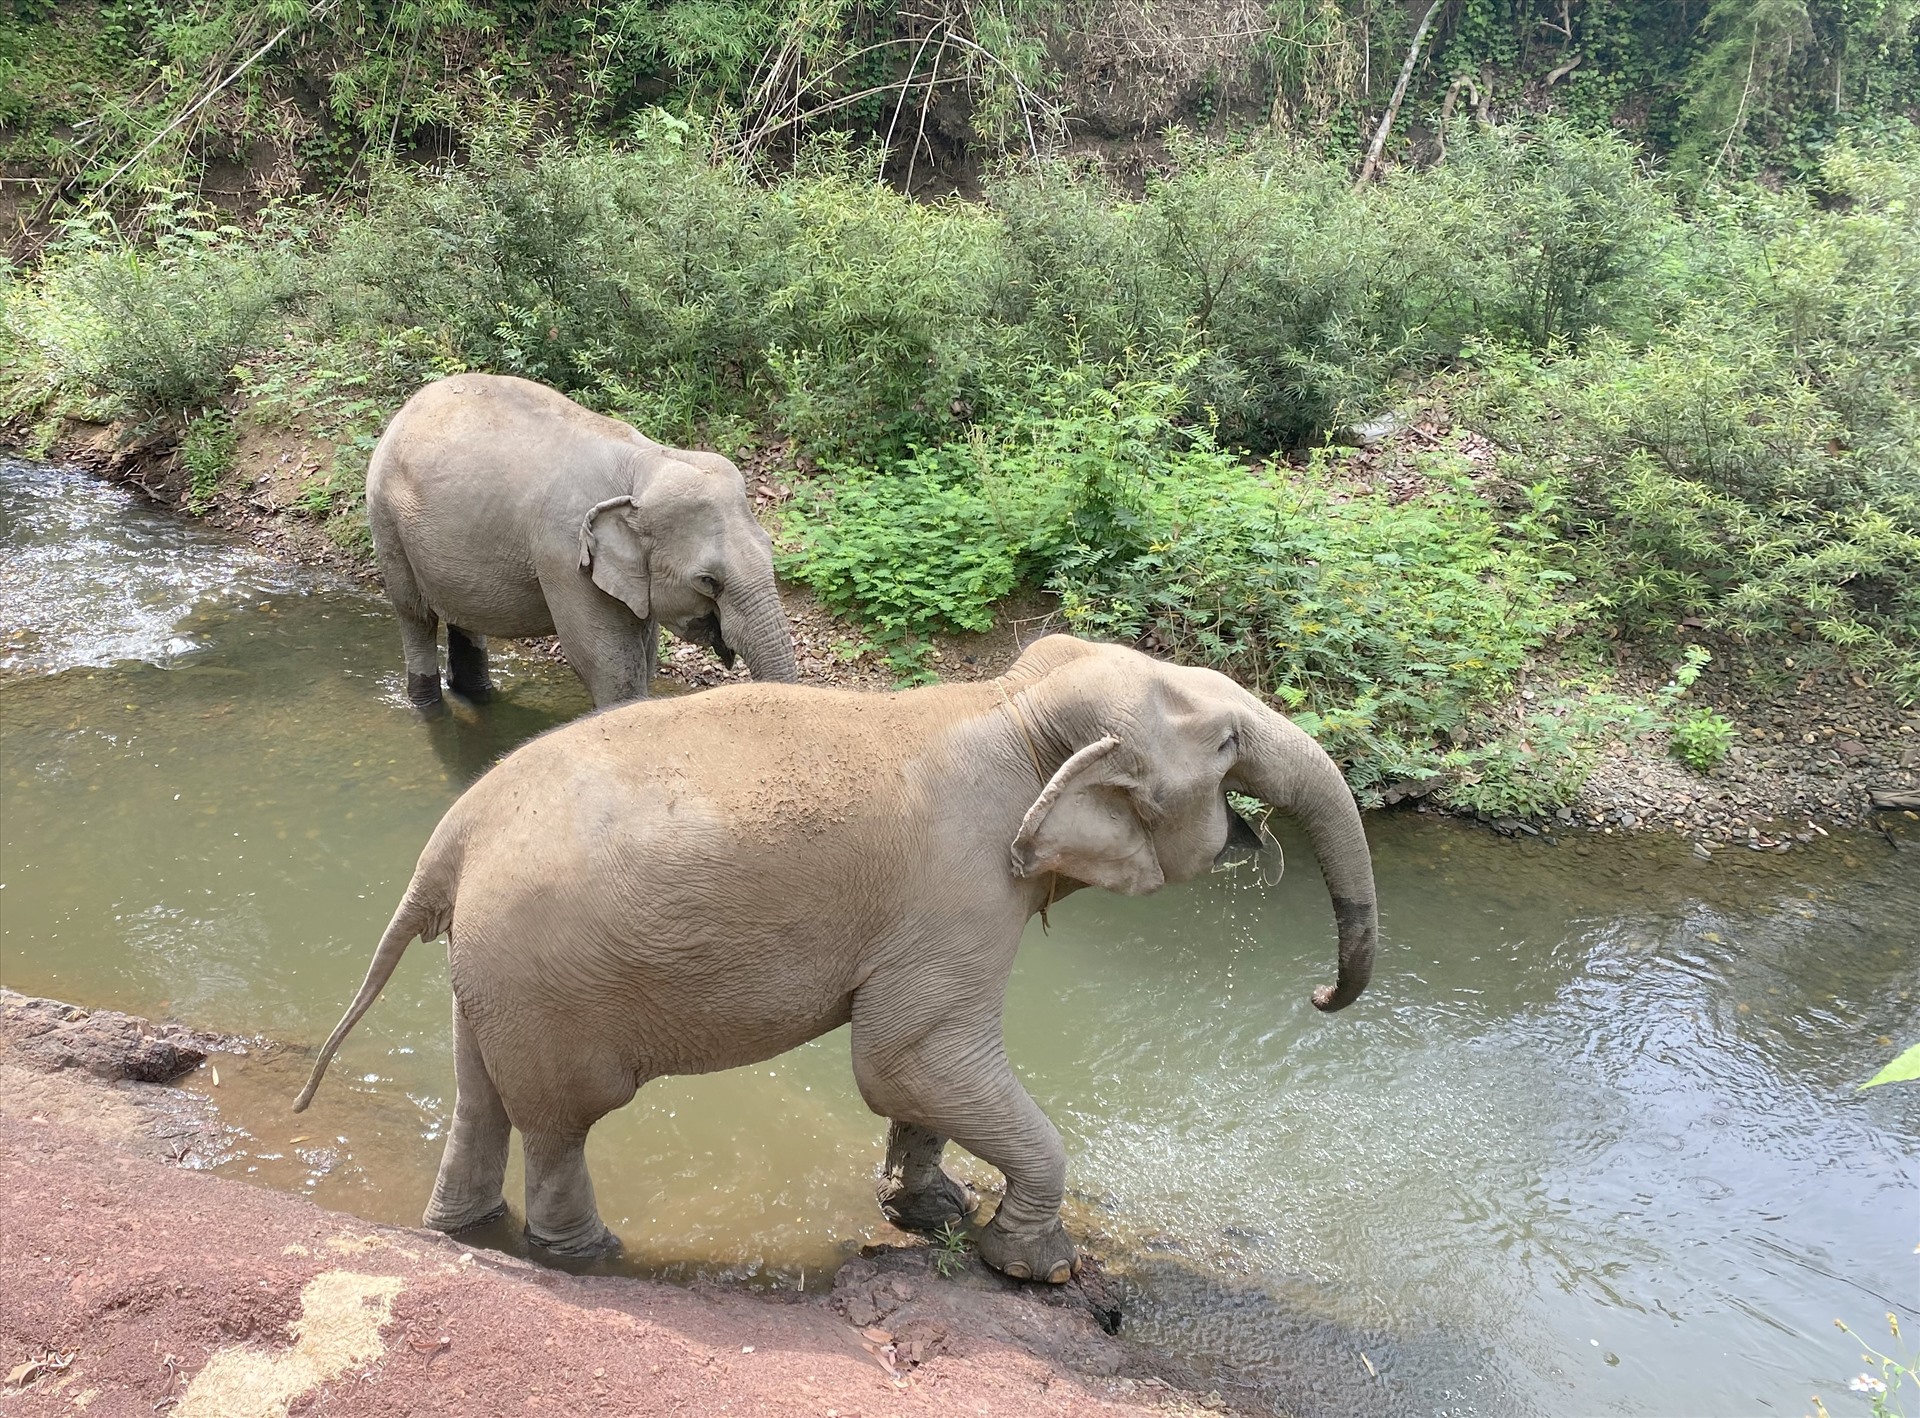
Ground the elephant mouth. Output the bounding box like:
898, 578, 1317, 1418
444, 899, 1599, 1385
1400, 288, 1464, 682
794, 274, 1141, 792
681, 612, 736, 669
1213, 799, 1267, 868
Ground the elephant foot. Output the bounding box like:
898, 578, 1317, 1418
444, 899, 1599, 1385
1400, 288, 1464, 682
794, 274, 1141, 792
407, 672, 445, 712
974, 1214, 1077, 1284
878, 1168, 977, 1235
423, 1198, 508, 1234
448, 678, 495, 705
525, 1219, 622, 1259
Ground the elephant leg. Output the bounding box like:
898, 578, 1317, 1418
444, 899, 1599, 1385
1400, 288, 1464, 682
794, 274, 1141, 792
423, 997, 510, 1232
446, 625, 494, 703
878, 1122, 976, 1235
396, 607, 443, 710
852, 1001, 1075, 1284
543, 580, 654, 709
521, 1127, 619, 1257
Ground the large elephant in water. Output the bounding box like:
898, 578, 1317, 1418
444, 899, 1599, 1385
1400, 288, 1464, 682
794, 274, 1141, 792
294, 636, 1378, 1281
366, 373, 797, 709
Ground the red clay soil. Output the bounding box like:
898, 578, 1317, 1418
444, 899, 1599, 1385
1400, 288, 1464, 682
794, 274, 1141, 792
0, 1105, 1231, 1418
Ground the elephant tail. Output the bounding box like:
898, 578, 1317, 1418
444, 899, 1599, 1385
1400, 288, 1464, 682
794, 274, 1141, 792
291, 882, 450, 1113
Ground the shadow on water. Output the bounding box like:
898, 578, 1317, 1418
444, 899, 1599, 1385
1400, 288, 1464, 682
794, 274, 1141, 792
4, 454, 1917, 1417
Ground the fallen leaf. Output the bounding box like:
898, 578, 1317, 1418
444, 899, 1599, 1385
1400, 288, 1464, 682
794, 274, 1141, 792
860, 1328, 893, 1345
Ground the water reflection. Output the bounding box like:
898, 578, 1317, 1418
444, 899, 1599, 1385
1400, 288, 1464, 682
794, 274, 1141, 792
2, 455, 1916, 1418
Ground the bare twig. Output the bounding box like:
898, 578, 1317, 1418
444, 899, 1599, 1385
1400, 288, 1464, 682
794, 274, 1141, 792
1710, 27, 1762, 177
1354, 0, 1449, 188
880, 23, 943, 179
907, 30, 953, 194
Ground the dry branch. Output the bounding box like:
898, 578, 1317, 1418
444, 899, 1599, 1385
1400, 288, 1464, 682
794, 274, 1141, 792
1354, 0, 1450, 189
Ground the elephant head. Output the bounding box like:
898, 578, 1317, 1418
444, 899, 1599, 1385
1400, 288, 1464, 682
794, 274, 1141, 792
1003, 636, 1377, 1010
577, 452, 797, 683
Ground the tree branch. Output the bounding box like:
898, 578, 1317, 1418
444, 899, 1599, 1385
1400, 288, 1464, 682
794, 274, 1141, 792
1354, 0, 1450, 189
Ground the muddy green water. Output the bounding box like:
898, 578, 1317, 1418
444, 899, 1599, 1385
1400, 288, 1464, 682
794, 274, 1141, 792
3, 455, 1916, 1416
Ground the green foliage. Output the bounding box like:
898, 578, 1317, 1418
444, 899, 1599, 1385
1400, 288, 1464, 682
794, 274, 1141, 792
930, 1221, 971, 1278
780, 465, 1029, 643
1860, 1041, 1920, 1089
4, 112, 1915, 790
1427, 0, 1920, 169
1670, 707, 1737, 770
783, 368, 1576, 788
1436, 711, 1601, 819
1453, 135, 1920, 688
179, 407, 237, 514
314, 132, 1008, 461
1436, 647, 1718, 816
15, 200, 304, 418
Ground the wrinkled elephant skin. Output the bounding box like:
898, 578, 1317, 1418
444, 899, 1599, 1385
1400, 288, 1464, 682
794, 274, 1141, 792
295, 637, 1379, 1278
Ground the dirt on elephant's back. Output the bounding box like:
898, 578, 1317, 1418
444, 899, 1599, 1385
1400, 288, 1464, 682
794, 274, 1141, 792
0, 1101, 1236, 1416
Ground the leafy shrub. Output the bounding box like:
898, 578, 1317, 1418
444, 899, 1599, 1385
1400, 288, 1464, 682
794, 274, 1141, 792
320, 134, 1010, 462
1435, 647, 1724, 815
178, 408, 236, 514
1453, 137, 1920, 690
1053, 449, 1573, 792
784, 366, 1576, 785
16, 206, 304, 418
1670, 708, 1737, 771
1437, 712, 1600, 819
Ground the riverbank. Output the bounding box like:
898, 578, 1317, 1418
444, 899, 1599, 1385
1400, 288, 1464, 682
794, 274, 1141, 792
0, 991, 1239, 1416
25, 424, 1919, 848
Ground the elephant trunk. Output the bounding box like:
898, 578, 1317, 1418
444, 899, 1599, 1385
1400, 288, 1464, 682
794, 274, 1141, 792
720, 579, 797, 683
1239, 705, 1378, 1012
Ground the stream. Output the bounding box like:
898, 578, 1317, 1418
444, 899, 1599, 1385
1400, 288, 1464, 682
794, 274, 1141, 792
2, 453, 1916, 1417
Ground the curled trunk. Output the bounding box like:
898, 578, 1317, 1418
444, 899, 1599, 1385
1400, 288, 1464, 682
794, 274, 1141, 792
1239, 707, 1378, 1011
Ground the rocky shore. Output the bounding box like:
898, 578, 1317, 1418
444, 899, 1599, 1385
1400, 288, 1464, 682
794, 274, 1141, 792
0, 992, 1241, 1417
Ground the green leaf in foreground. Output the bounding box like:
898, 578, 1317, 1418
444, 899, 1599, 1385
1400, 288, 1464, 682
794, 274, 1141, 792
1859, 1042, 1920, 1090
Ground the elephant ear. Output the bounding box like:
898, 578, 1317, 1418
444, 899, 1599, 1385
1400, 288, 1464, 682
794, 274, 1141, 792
1010, 736, 1165, 896
577, 495, 652, 620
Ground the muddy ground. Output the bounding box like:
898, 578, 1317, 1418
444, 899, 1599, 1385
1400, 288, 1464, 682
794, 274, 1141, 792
0, 994, 1242, 1417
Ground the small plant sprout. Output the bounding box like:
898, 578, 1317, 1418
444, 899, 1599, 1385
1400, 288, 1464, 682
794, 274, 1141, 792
930, 1221, 970, 1278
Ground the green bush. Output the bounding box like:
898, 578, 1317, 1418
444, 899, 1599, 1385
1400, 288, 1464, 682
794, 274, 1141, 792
1670, 708, 1737, 771
178, 407, 236, 514
17, 204, 304, 418
1450, 135, 1920, 693
317, 134, 1011, 462
783, 366, 1575, 786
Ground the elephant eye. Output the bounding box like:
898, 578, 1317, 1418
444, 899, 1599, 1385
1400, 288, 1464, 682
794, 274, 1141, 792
695, 573, 722, 596
1219, 730, 1238, 754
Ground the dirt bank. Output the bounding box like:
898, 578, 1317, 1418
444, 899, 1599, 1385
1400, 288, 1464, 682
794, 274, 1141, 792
0, 996, 1241, 1417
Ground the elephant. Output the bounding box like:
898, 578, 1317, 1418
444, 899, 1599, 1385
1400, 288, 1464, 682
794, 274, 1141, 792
293, 635, 1378, 1282
365, 373, 797, 710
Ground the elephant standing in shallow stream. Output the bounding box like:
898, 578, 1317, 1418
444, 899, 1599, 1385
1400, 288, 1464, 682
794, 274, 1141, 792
294, 635, 1378, 1282
366, 373, 796, 710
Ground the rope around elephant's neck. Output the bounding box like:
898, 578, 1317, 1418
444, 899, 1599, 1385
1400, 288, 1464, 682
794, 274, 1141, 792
998, 682, 1056, 933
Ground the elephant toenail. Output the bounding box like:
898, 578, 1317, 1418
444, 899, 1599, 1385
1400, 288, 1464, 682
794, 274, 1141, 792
1003, 1261, 1031, 1280
1046, 1261, 1072, 1284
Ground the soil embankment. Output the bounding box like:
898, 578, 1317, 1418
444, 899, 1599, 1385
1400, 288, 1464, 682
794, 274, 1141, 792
0, 993, 1235, 1417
